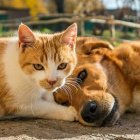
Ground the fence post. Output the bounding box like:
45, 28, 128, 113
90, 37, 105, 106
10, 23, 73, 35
79, 14, 85, 36
110, 15, 116, 40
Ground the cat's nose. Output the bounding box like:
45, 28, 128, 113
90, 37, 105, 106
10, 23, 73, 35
47, 80, 57, 86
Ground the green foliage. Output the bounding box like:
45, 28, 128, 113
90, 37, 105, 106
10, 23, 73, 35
41, 28, 53, 34
103, 30, 140, 40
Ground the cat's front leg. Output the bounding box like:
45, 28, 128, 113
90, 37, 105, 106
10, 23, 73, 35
15, 100, 78, 121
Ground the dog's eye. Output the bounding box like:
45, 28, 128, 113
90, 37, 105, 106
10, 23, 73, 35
77, 69, 87, 84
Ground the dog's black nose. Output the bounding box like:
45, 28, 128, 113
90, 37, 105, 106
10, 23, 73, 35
89, 102, 97, 113
81, 101, 99, 123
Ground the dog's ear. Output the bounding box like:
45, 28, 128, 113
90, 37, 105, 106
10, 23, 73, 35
53, 90, 70, 106
76, 37, 98, 50
76, 37, 87, 48
76, 37, 114, 55
84, 41, 114, 55
91, 41, 114, 50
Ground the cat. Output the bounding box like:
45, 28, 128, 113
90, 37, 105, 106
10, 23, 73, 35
0, 23, 78, 121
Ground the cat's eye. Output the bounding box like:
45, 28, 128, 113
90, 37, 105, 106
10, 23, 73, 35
57, 63, 67, 70
33, 64, 44, 70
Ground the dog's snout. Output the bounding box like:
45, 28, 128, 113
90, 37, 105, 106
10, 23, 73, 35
81, 101, 98, 123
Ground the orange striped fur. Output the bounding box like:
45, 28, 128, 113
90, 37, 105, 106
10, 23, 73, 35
0, 23, 78, 121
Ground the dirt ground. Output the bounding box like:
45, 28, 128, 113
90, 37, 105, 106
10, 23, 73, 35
0, 113, 139, 140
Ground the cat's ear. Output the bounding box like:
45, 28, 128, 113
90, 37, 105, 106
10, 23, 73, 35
18, 23, 35, 46
61, 23, 77, 48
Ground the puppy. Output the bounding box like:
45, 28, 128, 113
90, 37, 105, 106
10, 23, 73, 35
54, 38, 140, 127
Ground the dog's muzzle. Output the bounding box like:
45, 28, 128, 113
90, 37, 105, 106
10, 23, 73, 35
81, 97, 119, 126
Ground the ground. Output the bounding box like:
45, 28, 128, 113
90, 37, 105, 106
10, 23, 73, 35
0, 113, 139, 140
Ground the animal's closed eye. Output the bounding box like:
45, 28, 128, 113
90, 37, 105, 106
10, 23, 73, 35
77, 69, 88, 84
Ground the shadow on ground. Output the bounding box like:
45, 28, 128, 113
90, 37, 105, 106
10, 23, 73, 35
0, 113, 139, 140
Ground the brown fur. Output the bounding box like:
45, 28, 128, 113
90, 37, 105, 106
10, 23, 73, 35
54, 38, 140, 126
0, 38, 17, 116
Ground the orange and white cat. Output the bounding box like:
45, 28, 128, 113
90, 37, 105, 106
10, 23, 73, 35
0, 23, 78, 121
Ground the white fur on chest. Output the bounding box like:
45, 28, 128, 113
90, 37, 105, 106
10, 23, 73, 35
2, 38, 45, 106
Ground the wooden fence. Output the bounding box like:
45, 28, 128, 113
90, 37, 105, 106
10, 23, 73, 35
1, 14, 140, 39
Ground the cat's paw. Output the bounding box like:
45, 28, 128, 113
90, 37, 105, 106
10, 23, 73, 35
65, 106, 78, 121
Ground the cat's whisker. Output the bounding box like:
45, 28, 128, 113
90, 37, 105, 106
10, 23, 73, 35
67, 77, 83, 83
61, 86, 72, 104
63, 86, 72, 105
67, 77, 79, 79
66, 80, 81, 91
66, 77, 76, 80
66, 80, 81, 89
66, 82, 78, 91
64, 85, 72, 93
62, 85, 71, 95
65, 82, 79, 92
67, 79, 81, 86
73, 83, 81, 90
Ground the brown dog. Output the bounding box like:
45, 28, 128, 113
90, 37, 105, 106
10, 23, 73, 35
54, 38, 140, 127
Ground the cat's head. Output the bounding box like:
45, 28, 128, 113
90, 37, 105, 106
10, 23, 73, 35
18, 23, 77, 92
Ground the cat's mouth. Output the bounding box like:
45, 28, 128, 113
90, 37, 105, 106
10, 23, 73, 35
39, 80, 64, 93
45, 87, 55, 92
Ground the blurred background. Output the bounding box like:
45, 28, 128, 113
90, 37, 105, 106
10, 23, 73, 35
0, 0, 140, 42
